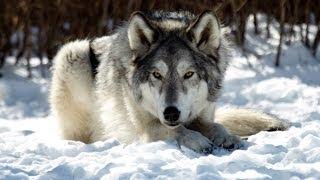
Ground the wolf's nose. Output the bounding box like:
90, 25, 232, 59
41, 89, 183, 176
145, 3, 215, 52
163, 106, 180, 122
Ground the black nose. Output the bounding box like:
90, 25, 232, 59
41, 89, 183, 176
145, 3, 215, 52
163, 106, 180, 122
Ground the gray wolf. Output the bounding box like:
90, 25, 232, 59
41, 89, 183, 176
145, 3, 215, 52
50, 10, 289, 153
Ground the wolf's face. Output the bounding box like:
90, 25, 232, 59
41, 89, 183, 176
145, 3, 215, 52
128, 11, 226, 128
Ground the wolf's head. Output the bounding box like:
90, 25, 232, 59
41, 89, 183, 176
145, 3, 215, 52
127, 11, 229, 128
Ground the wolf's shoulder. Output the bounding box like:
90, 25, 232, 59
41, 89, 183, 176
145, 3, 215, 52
91, 34, 119, 55
52, 39, 91, 71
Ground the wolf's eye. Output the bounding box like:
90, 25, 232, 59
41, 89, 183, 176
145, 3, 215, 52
152, 71, 162, 80
184, 71, 194, 79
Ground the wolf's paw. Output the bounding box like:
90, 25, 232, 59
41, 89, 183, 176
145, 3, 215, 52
212, 133, 241, 150
177, 129, 213, 154
208, 123, 242, 150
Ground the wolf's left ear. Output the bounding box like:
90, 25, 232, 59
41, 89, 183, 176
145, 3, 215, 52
187, 11, 220, 56
128, 11, 157, 56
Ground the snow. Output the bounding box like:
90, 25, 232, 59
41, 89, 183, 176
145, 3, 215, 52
1, 16, 320, 179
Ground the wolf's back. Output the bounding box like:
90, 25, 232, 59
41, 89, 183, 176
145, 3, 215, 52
215, 108, 290, 137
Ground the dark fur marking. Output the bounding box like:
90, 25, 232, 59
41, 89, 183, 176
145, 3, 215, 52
168, 44, 176, 55
165, 86, 178, 104
207, 54, 219, 64
267, 126, 286, 132
197, 24, 211, 48
137, 27, 151, 48
89, 42, 100, 78
164, 76, 179, 104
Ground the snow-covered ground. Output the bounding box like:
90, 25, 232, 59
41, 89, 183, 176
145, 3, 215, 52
1, 16, 320, 179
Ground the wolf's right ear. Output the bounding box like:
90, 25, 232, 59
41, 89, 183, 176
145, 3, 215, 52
128, 12, 157, 56
187, 11, 221, 57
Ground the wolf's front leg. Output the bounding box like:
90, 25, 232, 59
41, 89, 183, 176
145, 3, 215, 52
187, 120, 241, 149
141, 122, 213, 154
176, 126, 213, 154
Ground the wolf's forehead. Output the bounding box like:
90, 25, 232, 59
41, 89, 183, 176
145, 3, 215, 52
154, 61, 168, 74
148, 43, 193, 73
177, 60, 192, 75
164, 47, 193, 65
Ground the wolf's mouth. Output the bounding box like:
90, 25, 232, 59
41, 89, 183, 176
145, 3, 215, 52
163, 121, 180, 128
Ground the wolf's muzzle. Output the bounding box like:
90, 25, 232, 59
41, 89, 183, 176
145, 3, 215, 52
163, 106, 180, 123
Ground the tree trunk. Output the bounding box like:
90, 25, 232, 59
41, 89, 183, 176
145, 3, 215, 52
288, 0, 300, 45
229, 0, 247, 48
266, 13, 271, 39
275, 0, 286, 67
0, 40, 10, 70
288, 22, 294, 45
253, 13, 260, 35
305, 22, 310, 47
304, 0, 311, 48
300, 25, 304, 43
312, 25, 320, 57
26, 49, 32, 79
0, 53, 5, 68
239, 12, 247, 46
15, 26, 29, 65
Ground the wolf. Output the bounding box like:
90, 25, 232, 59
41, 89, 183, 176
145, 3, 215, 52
50, 10, 289, 153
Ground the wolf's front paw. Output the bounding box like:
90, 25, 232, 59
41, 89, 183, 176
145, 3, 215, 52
177, 129, 213, 154
208, 123, 242, 150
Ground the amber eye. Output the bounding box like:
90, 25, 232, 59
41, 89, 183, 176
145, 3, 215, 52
184, 71, 194, 79
152, 71, 162, 80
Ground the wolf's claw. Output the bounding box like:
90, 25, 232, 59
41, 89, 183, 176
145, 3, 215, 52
201, 146, 213, 155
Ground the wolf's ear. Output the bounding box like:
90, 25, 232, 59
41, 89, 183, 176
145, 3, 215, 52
128, 12, 157, 56
187, 11, 220, 56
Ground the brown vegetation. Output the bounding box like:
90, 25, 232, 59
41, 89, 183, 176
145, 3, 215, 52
0, 0, 320, 77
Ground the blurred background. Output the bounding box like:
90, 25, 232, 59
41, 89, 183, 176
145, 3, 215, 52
0, 0, 319, 78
